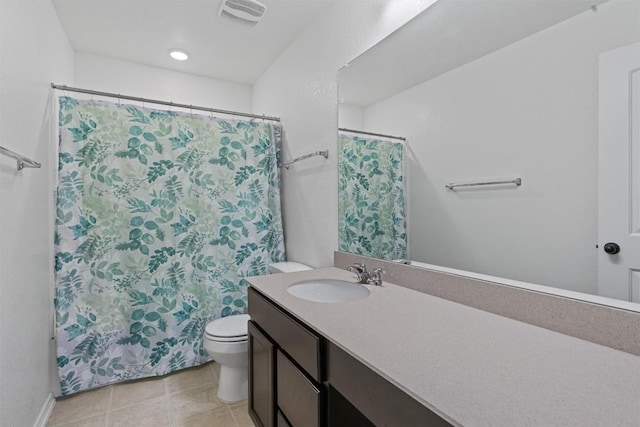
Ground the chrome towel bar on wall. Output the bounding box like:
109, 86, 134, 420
282, 150, 329, 169
0, 145, 42, 170
445, 177, 521, 190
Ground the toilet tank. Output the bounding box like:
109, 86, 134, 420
268, 261, 313, 274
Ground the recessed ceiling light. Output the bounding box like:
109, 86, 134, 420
168, 49, 190, 61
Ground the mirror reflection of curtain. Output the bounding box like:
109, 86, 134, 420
54, 96, 285, 395
338, 133, 406, 260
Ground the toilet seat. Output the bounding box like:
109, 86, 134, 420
205, 314, 250, 342
205, 334, 248, 343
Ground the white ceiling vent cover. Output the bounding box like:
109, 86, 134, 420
218, 0, 267, 27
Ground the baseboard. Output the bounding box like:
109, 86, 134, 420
33, 393, 55, 427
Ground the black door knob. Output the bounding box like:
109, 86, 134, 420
604, 242, 620, 254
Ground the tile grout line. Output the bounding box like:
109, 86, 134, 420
104, 386, 113, 427
164, 377, 175, 427
227, 404, 241, 427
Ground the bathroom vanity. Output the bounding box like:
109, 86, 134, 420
247, 286, 447, 426
246, 268, 640, 426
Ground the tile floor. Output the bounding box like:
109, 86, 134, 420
47, 362, 254, 427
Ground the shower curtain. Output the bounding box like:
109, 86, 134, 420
54, 96, 285, 395
338, 133, 406, 260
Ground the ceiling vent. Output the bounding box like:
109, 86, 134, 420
218, 0, 267, 27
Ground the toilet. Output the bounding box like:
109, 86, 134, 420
203, 261, 312, 402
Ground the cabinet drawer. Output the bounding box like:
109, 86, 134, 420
277, 411, 292, 427
277, 350, 322, 427
248, 287, 323, 381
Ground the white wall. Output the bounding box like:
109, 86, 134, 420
74, 53, 252, 113
0, 0, 74, 424
253, 0, 433, 268
338, 103, 364, 130
362, 0, 640, 293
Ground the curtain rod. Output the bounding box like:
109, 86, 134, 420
51, 83, 281, 122
339, 127, 406, 141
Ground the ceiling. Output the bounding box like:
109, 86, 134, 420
339, 0, 608, 107
52, 0, 339, 85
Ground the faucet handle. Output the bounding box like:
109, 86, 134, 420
347, 263, 369, 284
372, 266, 386, 275
369, 266, 386, 286
347, 262, 366, 272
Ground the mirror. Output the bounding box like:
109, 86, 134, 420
337, 0, 640, 308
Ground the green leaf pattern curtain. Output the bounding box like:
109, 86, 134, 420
54, 97, 285, 395
338, 133, 406, 260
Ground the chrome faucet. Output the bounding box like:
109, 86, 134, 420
347, 263, 386, 286
347, 263, 370, 284
368, 267, 386, 286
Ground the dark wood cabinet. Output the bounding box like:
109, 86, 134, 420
248, 286, 451, 427
248, 320, 276, 427
328, 342, 451, 427
276, 411, 292, 427
248, 286, 323, 380
248, 287, 324, 427
328, 385, 375, 427
277, 350, 322, 426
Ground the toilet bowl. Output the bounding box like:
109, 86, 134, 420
203, 261, 312, 402
203, 314, 250, 402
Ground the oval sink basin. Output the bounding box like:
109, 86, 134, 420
287, 279, 370, 303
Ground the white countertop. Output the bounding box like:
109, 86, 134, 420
246, 267, 640, 426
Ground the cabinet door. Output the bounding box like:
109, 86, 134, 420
249, 321, 276, 427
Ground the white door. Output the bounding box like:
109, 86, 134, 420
598, 42, 640, 302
